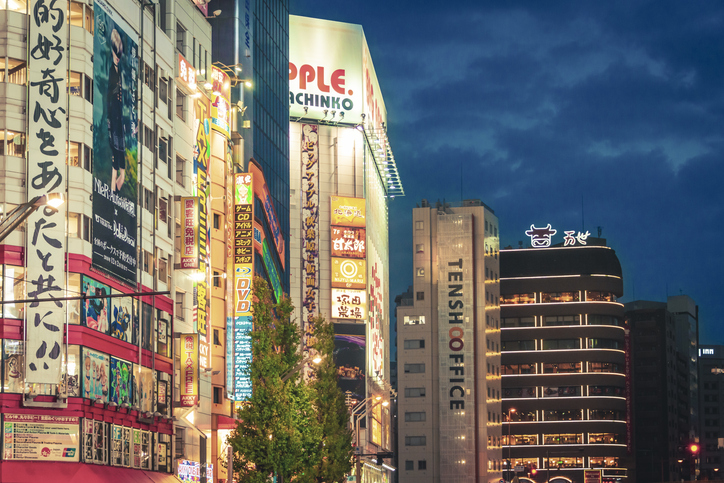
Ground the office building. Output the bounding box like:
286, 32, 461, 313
397, 199, 502, 483
625, 295, 699, 482
501, 235, 629, 483
0, 0, 216, 479
288, 15, 403, 483
698, 344, 724, 479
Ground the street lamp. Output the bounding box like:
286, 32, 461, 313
506, 408, 516, 481
280, 354, 323, 382
0, 193, 64, 243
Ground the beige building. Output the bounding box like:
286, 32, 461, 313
397, 199, 503, 483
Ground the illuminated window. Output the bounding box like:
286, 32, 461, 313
543, 362, 581, 373
403, 315, 425, 326
588, 385, 624, 397
590, 457, 619, 468
543, 433, 582, 444
586, 291, 616, 302
541, 291, 580, 303
4, 131, 25, 157
502, 363, 537, 375
543, 386, 581, 397
510, 434, 538, 445
589, 433, 622, 444
588, 362, 623, 373
501, 293, 535, 304
503, 387, 536, 398
589, 409, 624, 420
544, 409, 582, 421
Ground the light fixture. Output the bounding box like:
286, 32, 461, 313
205, 9, 221, 18
204, 81, 213, 90
190, 271, 206, 282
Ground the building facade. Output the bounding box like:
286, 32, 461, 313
500, 239, 629, 483
698, 344, 724, 479
625, 295, 699, 483
288, 15, 402, 483
397, 199, 502, 483
0, 0, 218, 479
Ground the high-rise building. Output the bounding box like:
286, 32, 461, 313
397, 199, 502, 483
0, 0, 215, 479
500, 236, 630, 483
287, 15, 402, 483
625, 295, 699, 482
698, 344, 724, 479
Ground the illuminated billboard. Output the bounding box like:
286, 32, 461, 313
331, 258, 366, 289
334, 323, 366, 405
210, 66, 231, 138
331, 196, 366, 227
194, 99, 210, 339
331, 226, 366, 258
180, 334, 198, 406
180, 197, 199, 269
331, 288, 367, 321
232, 172, 253, 401
91, 0, 138, 286
301, 124, 320, 358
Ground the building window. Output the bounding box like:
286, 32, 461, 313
542, 339, 580, 350
213, 386, 222, 404
176, 22, 186, 52
405, 436, 426, 446
403, 339, 425, 350
175, 292, 185, 320
418, 460, 427, 470
502, 364, 536, 375
403, 315, 425, 325
213, 329, 221, 346
415, 221, 423, 230
587, 314, 623, 326
416, 291, 424, 301
176, 155, 186, 186
415, 243, 424, 253
213, 271, 222, 288
176, 88, 186, 120
416, 267, 424, 277
502, 340, 535, 351
588, 338, 622, 350
543, 315, 580, 326
143, 62, 155, 92
541, 291, 580, 303
404, 363, 425, 374
586, 291, 616, 302
213, 213, 221, 229
0, 58, 27, 84
501, 317, 535, 328
404, 387, 426, 398
405, 412, 426, 422
3, 131, 25, 157
405, 461, 414, 471
501, 293, 535, 304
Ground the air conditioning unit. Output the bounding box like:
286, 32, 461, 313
159, 68, 169, 81
159, 128, 169, 141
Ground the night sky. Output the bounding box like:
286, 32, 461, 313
290, 1, 724, 344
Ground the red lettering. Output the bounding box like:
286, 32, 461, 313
289, 63, 348, 95
449, 327, 463, 338
299, 65, 315, 89
289, 62, 297, 81
449, 338, 464, 351
317, 66, 330, 92
331, 69, 346, 94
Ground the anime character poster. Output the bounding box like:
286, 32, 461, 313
91, 0, 138, 285
110, 357, 132, 405
3, 340, 23, 393
83, 348, 110, 403
136, 366, 154, 413
110, 289, 133, 342
81, 276, 111, 333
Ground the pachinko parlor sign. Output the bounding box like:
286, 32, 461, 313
525, 224, 591, 248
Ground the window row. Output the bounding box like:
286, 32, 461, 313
502, 338, 623, 351
502, 314, 623, 328
404, 460, 427, 471
507, 457, 620, 469
504, 384, 624, 399
502, 361, 623, 375
501, 291, 617, 305
505, 408, 625, 422
504, 432, 624, 445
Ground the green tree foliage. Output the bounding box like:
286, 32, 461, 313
229, 278, 320, 483
308, 316, 354, 483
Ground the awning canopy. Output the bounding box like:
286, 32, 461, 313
0, 461, 182, 483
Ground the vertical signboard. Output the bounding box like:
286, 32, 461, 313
194, 101, 210, 339
233, 173, 253, 401
180, 197, 199, 269
368, 244, 385, 386
180, 334, 198, 406
210, 66, 231, 139
25, 0, 69, 385
225, 144, 235, 398
91, 0, 138, 285
301, 124, 320, 363
330, 196, 367, 323
333, 323, 366, 406
437, 214, 475, 482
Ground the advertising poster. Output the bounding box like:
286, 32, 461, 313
210, 66, 231, 138
25, 0, 68, 385
233, 316, 252, 401
232, 172, 253, 401
82, 348, 110, 402
333, 323, 366, 405
81, 276, 111, 333
331, 258, 366, 289
109, 357, 132, 405
331, 226, 366, 259
3, 414, 79, 461
180, 197, 199, 269
371, 403, 382, 446
332, 288, 367, 321
331, 196, 366, 228
137, 366, 154, 413
367, 245, 385, 384
180, 334, 198, 406
3, 340, 23, 393
141, 302, 153, 351
193, 99, 210, 339
91, 0, 138, 285
110, 289, 133, 342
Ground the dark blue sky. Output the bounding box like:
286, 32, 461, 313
291, 1, 724, 344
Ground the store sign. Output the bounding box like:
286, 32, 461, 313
194, 105, 210, 338
525, 224, 591, 248
180, 334, 198, 406
331, 258, 366, 289
3, 414, 79, 461
180, 197, 199, 269
26, 0, 69, 385
302, 124, 320, 364
232, 173, 253, 401
331, 196, 366, 227
178, 53, 196, 90
261, 180, 285, 266
331, 226, 365, 258
210, 66, 231, 138
178, 460, 213, 483
584, 470, 602, 483
331, 288, 367, 321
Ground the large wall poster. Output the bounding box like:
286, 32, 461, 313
110, 357, 132, 405
110, 289, 133, 342
91, 0, 138, 285
81, 276, 110, 333
82, 348, 110, 403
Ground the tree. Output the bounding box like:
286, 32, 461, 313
228, 277, 320, 483
308, 316, 354, 483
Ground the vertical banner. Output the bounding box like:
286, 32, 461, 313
210, 66, 231, 139
233, 173, 253, 401
180, 197, 199, 269
25, 0, 69, 385
225, 143, 235, 398
91, 0, 138, 285
301, 124, 319, 361
180, 334, 198, 406
193, 101, 210, 339
436, 214, 475, 480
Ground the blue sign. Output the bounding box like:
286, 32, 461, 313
233, 315, 253, 401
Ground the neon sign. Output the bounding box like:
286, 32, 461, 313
525, 224, 591, 247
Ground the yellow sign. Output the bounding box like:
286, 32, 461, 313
331, 258, 366, 289
331, 288, 367, 321
331, 196, 366, 228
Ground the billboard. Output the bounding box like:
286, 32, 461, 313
3, 414, 79, 461
194, 100, 210, 339
334, 323, 366, 405
331, 226, 366, 258
210, 66, 231, 138
331, 258, 366, 289
81, 276, 111, 333
232, 173, 253, 401
331, 196, 366, 228
331, 289, 367, 321
262, 239, 283, 303
180, 334, 198, 406
82, 348, 110, 403
289, 16, 364, 123
436, 214, 475, 479
110, 289, 133, 342
109, 357, 132, 405
25, 0, 69, 385
180, 197, 199, 269
91, 0, 138, 285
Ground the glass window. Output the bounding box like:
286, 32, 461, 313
510, 434, 538, 445
502, 340, 535, 351
68, 273, 81, 325
175, 292, 185, 320
502, 363, 536, 375
405, 436, 426, 446
403, 315, 425, 325
405, 461, 414, 471
3, 339, 24, 393
85, 5, 94, 33
176, 22, 186, 52
68, 141, 81, 166
542, 339, 580, 350
416, 267, 424, 277
404, 387, 426, 397
588, 362, 623, 373
588, 338, 622, 350
589, 409, 624, 420
176, 89, 185, 120
587, 314, 623, 326
541, 291, 580, 303
3, 265, 25, 319
590, 457, 619, 468
589, 433, 622, 444
415, 221, 423, 230
503, 387, 536, 398
588, 386, 624, 397
403, 339, 425, 350
6, 58, 27, 85
586, 291, 616, 302
404, 363, 425, 374
501, 293, 535, 304
405, 412, 426, 422
418, 460, 427, 470
5, 131, 25, 157
69, 1, 83, 27
544, 409, 582, 421
543, 362, 581, 373
69, 71, 82, 96
544, 315, 580, 326
6, 0, 26, 13
544, 434, 582, 444
502, 316, 535, 328
176, 155, 186, 186
543, 386, 581, 397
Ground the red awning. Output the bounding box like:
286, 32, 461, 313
0, 461, 182, 483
